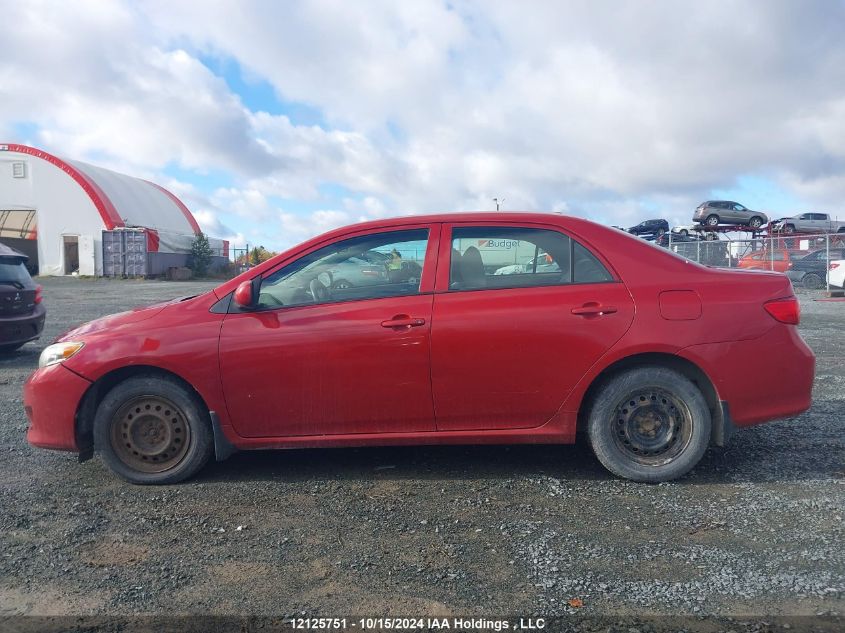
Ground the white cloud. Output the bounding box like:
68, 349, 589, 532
3, 0, 845, 246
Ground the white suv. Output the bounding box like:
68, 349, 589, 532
828, 258, 845, 293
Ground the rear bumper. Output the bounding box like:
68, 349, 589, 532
0, 303, 45, 345
24, 363, 91, 452
679, 324, 814, 427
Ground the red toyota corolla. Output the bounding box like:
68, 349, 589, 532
24, 213, 814, 484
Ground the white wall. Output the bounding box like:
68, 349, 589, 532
0, 152, 105, 275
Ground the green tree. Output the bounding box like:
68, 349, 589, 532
189, 232, 213, 277
249, 246, 275, 265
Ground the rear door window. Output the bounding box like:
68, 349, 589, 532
449, 226, 612, 291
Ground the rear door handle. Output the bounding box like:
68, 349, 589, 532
381, 316, 426, 328
571, 303, 617, 316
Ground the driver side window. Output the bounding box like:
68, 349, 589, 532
257, 229, 429, 309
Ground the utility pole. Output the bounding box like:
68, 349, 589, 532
493, 197, 505, 211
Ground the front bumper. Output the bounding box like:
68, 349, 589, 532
24, 363, 92, 452
0, 303, 46, 346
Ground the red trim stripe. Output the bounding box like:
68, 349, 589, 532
3, 144, 124, 230
144, 180, 202, 235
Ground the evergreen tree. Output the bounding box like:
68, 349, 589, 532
189, 232, 213, 277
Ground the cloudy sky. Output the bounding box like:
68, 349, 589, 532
2, 0, 844, 250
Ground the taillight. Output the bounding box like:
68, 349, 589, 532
830, 263, 841, 271
34, 285, 43, 304
764, 296, 800, 325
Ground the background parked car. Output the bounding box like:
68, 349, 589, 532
494, 253, 561, 275
693, 201, 768, 228
655, 232, 702, 247
827, 258, 845, 293
627, 218, 669, 238
671, 225, 697, 237
787, 248, 845, 289
0, 243, 45, 353
737, 249, 794, 273
771, 213, 845, 235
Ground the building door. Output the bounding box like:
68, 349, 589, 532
63, 236, 79, 274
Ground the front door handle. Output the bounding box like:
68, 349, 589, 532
571, 303, 618, 316
381, 315, 426, 328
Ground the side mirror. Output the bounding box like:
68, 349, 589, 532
233, 279, 258, 308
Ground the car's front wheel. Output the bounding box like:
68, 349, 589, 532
802, 273, 824, 290
94, 375, 213, 484
748, 216, 763, 229
587, 366, 711, 483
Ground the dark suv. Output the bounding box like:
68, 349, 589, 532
627, 219, 669, 238
0, 243, 45, 353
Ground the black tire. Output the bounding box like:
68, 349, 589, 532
94, 375, 213, 484
0, 342, 24, 354
586, 366, 711, 483
704, 214, 719, 227
802, 273, 824, 290
748, 216, 763, 229
783, 224, 795, 235
679, 229, 689, 237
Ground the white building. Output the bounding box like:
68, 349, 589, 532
0, 143, 227, 276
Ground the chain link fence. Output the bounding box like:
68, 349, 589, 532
662, 231, 845, 295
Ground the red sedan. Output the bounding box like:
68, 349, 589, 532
24, 213, 814, 484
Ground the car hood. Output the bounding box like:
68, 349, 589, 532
56, 296, 194, 341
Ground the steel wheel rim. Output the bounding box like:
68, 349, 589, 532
610, 387, 693, 466
110, 395, 191, 473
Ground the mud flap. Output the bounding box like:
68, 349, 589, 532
711, 401, 734, 447
209, 411, 238, 461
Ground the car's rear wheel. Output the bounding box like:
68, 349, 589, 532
587, 366, 711, 483
704, 214, 719, 227
802, 273, 824, 290
748, 216, 763, 229
94, 375, 213, 484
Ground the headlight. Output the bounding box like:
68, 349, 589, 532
39, 342, 85, 368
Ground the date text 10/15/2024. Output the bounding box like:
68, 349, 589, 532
290, 617, 547, 630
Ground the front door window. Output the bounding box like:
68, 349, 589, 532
257, 229, 429, 309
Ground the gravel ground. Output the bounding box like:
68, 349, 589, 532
0, 278, 842, 630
